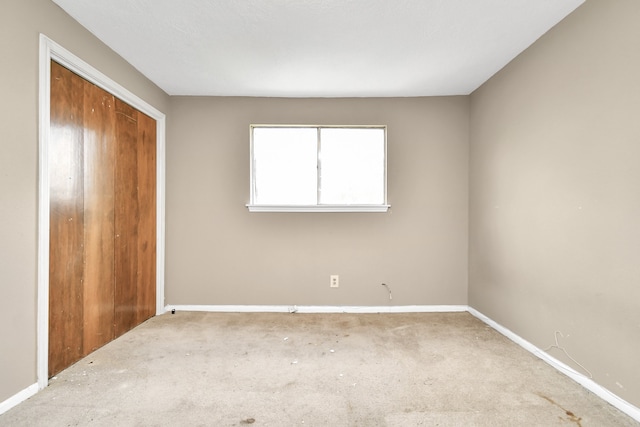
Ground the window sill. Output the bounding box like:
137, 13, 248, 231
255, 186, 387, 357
246, 204, 391, 213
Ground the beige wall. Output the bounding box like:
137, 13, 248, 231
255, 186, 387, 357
0, 0, 169, 403
469, 0, 640, 407
166, 97, 469, 306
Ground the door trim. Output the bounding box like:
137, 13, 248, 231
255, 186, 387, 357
37, 34, 166, 389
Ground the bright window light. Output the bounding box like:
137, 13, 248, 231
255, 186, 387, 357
319, 128, 385, 205
248, 125, 389, 212
253, 127, 317, 205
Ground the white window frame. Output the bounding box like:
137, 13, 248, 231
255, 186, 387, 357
247, 125, 390, 213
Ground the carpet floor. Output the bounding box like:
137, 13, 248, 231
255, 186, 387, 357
1, 311, 637, 426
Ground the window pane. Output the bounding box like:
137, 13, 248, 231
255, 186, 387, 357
319, 128, 385, 204
253, 127, 318, 204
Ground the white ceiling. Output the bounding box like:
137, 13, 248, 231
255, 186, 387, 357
51, 0, 584, 97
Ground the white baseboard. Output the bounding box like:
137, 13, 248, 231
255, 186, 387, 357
164, 304, 469, 314
467, 307, 640, 423
0, 383, 38, 415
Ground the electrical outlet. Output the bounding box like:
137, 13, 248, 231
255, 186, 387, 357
330, 275, 339, 288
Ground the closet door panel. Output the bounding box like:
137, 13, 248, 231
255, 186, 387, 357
49, 61, 85, 376
82, 81, 116, 354
49, 61, 157, 376
136, 112, 157, 322
114, 99, 140, 336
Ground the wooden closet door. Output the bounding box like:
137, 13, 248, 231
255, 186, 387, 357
135, 109, 157, 324
49, 61, 85, 377
113, 100, 156, 336
49, 61, 156, 377
82, 77, 116, 354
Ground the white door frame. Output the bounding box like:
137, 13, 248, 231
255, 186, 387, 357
37, 34, 166, 389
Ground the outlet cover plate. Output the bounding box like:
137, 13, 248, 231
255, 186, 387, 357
330, 275, 339, 288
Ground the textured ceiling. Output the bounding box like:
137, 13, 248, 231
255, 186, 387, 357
51, 0, 584, 97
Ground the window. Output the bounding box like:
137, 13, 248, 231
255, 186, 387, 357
248, 125, 389, 212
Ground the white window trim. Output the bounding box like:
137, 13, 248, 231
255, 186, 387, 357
246, 124, 390, 213
247, 204, 391, 213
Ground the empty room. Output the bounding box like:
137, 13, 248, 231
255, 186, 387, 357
1, 0, 639, 425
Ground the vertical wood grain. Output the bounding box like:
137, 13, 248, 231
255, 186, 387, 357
114, 99, 140, 336
49, 61, 157, 376
82, 80, 116, 354
49, 61, 85, 377
136, 112, 157, 323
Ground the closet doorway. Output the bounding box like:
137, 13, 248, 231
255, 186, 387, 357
48, 60, 156, 377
